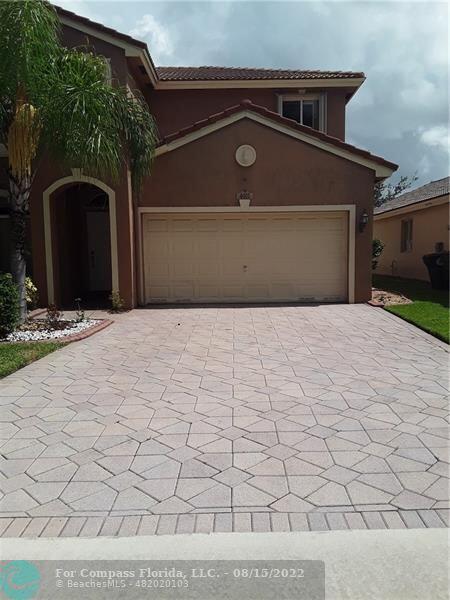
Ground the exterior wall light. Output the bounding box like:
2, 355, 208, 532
237, 190, 253, 208
359, 209, 369, 232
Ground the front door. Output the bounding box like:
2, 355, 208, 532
86, 211, 112, 292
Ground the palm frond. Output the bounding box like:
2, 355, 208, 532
42, 48, 157, 190
117, 90, 159, 190
1, 1, 157, 191
0, 0, 59, 103
41, 49, 123, 181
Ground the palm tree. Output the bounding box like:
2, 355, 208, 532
0, 0, 157, 320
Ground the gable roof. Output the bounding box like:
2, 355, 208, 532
374, 176, 450, 215
156, 99, 397, 178
157, 66, 364, 82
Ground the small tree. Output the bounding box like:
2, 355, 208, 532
0, 0, 157, 321
374, 174, 418, 208
372, 238, 385, 270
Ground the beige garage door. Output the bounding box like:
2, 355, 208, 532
142, 212, 348, 303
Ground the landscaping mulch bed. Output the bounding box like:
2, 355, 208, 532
2, 316, 112, 344
371, 287, 413, 307
5, 318, 98, 342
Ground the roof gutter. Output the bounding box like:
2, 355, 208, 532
155, 77, 366, 91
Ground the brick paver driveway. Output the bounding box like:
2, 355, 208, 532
0, 304, 448, 537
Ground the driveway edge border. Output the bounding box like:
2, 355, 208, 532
366, 303, 449, 351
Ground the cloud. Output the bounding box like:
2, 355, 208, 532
129, 15, 173, 60
419, 126, 449, 153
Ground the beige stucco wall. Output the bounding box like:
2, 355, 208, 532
373, 197, 449, 280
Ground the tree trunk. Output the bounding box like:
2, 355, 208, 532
9, 170, 32, 322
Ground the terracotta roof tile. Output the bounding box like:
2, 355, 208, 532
158, 99, 397, 172
157, 66, 364, 82
374, 176, 450, 214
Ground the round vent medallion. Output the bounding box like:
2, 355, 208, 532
235, 144, 256, 167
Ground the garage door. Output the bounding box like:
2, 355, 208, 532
142, 212, 348, 303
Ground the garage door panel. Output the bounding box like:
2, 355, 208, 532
146, 219, 169, 233
171, 262, 195, 278
170, 239, 195, 257
197, 262, 220, 277
171, 219, 196, 232
222, 219, 245, 232
147, 238, 168, 255
221, 238, 246, 258
143, 212, 348, 303
196, 219, 220, 232
196, 239, 219, 257
221, 284, 246, 298
196, 284, 221, 298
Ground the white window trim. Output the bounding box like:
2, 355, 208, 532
277, 93, 326, 133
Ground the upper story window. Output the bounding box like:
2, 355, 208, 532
400, 219, 413, 252
278, 94, 325, 132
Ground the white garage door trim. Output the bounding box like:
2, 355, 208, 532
137, 205, 356, 305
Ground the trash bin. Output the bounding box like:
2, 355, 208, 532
422, 252, 449, 290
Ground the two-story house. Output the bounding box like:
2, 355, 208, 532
1, 6, 397, 309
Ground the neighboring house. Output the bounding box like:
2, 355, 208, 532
374, 177, 450, 281
0, 6, 397, 308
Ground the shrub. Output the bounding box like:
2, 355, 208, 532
0, 273, 20, 338
372, 238, 385, 270
74, 297, 85, 322
109, 290, 125, 312
46, 304, 62, 329
25, 277, 39, 309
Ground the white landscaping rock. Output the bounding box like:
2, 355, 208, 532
5, 320, 99, 342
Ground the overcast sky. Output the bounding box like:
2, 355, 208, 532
54, 0, 449, 187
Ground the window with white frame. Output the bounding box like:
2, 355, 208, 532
400, 218, 413, 252
279, 94, 325, 131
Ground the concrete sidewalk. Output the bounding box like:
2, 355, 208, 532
1, 528, 448, 599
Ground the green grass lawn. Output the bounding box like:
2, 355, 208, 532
0, 341, 65, 378
373, 275, 449, 344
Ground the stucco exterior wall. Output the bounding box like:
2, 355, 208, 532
374, 198, 450, 280
140, 118, 375, 302
326, 89, 346, 140
29, 163, 135, 309
0, 22, 364, 309
148, 88, 348, 140
61, 24, 129, 85
19, 27, 136, 308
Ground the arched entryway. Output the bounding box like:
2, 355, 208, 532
43, 173, 118, 308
